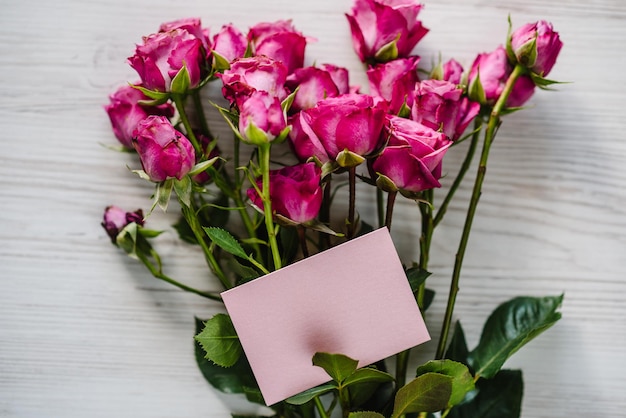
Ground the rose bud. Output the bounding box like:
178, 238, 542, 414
367, 56, 419, 114
218, 55, 288, 108
211, 24, 247, 66
105, 84, 174, 148
468, 46, 535, 107
238, 91, 288, 145
247, 163, 323, 224
248, 20, 308, 74
128, 28, 205, 93
288, 112, 331, 164
101, 206, 144, 243
285, 66, 343, 112
372, 116, 451, 195
132, 115, 195, 182
510, 20, 563, 77
411, 79, 480, 141
442, 58, 464, 85
346, 0, 429, 63
158, 17, 211, 55
301, 93, 387, 167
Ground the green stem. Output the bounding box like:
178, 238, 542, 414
298, 226, 310, 258
313, 396, 329, 418
435, 64, 525, 359
172, 94, 201, 154
318, 176, 332, 251
258, 144, 282, 270
377, 187, 385, 228
192, 90, 212, 140
180, 202, 230, 289
347, 166, 357, 239
433, 118, 483, 227
417, 189, 434, 310
395, 349, 410, 388
384, 190, 397, 230
136, 252, 222, 302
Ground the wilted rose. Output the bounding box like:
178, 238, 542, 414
367, 56, 419, 114
218, 55, 288, 107
238, 91, 287, 145
247, 163, 323, 224
510, 20, 563, 77
132, 115, 195, 182
346, 0, 429, 63
301, 93, 387, 167
411, 79, 480, 140
104, 84, 174, 148
468, 46, 535, 107
248, 20, 308, 74
101, 206, 144, 243
372, 115, 451, 195
128, 29, 205, 93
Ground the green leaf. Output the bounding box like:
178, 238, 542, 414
423, 288, 435, 311
285, 383, 336, 405
415, 360, 475, 407
195, 314, 242, 367
228, 258, 261, 283
312, 352, 359, 383
447, 369, 523, 418
445, 321, 469, 365
349, 412, 385, 418
173, 176, 192, 208
391, 372, 452, 417
468, 295, 563, 379
204, 227, 248, 259
170, 64, 190, 94
193, 318, 257, 395
343, 367, 394, 387
405, 267, 431, 294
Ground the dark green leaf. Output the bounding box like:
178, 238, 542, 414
405, 267, 431, 294
447, 369, 523, 418
349, 412, 386, 418
312, 352, 359, 383
204, 227, 248, 259
391, 373, 452, 417
468, 295, 563, 379
445, 321, 469, 365
228, 258, 261, 283
195, 314, 242, 367
279, 226, 299, 265
173, 216, 197, 245
285, 383, 336, 405
415, 360, 475, 407
423, 288, 435, 311
343, 368, 394, 387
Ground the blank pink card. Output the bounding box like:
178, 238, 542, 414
221, 228, 430, 406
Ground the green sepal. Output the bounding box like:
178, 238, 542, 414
375, 173, 399, 193
115, 222, 140, 258
374, 34, 400, 62
173, 176, 192, 208
505, 15, 516, 64
212, 50, 231, 72
285, 383, 337, 405
515, 35, 538, 69
468, 69, 487, 105
529, 72, 568, 90
415, 360, 475, 408
213, 102, 245, 142
194, 314, 243, 368
131, 84, 170, 102
391, 372, 453, 417
156, 179, 174, 212
336, 149, 365, 168
468, 295, 563, 379
397, 101, 411, 118
188, 156, 222, 177
243, 120, 270, 146
273, 125, 292, 145
170, 64, 191, 95
131, 168, 151, 181
281, 87, 299, 114
312, 352, 359, 384
349, 413, 385, 418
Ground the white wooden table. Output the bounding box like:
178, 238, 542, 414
1, 0, 624, 416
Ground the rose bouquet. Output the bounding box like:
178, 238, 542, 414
102, 1, 564, 417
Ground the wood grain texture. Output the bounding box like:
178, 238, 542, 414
1, 0, 624, 417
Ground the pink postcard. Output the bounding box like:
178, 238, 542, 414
221, 228, 430, 406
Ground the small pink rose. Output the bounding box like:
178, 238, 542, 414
238, 91, 287, 144
367, 56, 419, 114
212, 24, 248, 64
248, 20, 308, 74
510, 20, 563, 76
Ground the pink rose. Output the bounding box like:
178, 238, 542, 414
101, 206, 144, 243
104, 84, 174, 148
411, 79, 480, 141
247, 163, 323, 224
301, 93, 387, 166
346, 0, 429, 63
442, 59, 464, 85
367, 56, 419, 114
372, 115, 451, 194
248, 20, 308, 74
288, 112, 331, 164
212, 24, 248, 64
158, 17, 210, 54
510, 20, 563, 77
285, 66, 346, 112
468, 46, 535, 107
132, 115, 195, 182
128, 29, 205, 92
319, 64, 351, 94
218, 56, 288, 107
238, 91, 287, 145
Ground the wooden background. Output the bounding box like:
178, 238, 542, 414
1, 0, 624, 416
